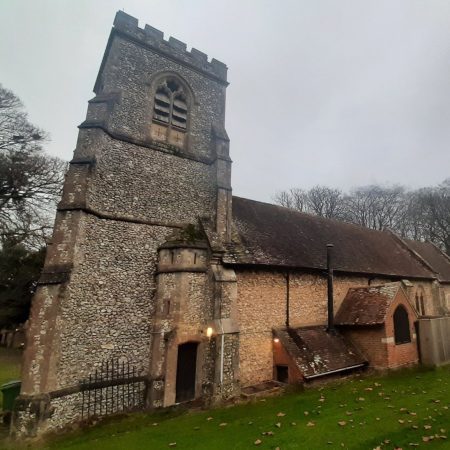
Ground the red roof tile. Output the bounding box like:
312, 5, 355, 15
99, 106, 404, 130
274, 326, 367, 379
335, 283, 402, 326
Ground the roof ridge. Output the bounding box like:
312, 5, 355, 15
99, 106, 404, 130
232, 196, 403, 238
390, 231, 439, 278
428, 240, 450, 264
349, 281, 401, 290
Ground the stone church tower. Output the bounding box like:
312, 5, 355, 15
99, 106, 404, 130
16, 11, 239, 434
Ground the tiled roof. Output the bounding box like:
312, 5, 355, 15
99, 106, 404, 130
335, 282, 401, 326
274, 326, 367, 379
226, 196, 435, 279
402, 239, 450, 283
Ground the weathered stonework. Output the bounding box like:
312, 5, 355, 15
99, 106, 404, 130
15, 11, 237, 437
236, 270, 436, 386
14, 9, 450, 439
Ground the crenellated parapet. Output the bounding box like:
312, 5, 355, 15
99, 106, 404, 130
94, 10, 228, 92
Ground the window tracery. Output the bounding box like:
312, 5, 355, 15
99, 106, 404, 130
151, 78, 188, 148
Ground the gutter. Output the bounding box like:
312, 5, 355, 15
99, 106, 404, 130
304, 363, 367, 381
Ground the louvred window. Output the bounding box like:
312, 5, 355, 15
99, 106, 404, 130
153, 80, 188, 130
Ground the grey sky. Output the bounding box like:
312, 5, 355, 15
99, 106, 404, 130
1, 0, 450, 202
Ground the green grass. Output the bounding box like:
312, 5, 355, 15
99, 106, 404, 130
0, 347, 22, 410
3, 365, 449, 450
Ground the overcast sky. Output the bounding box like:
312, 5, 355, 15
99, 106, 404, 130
1, 0, 450, 202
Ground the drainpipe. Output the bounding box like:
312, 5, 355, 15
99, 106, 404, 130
285, 271, 290, 328
219, 320, 225, 384
326, 244, 335, 332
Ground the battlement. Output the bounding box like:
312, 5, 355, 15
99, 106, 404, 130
113, 11, 227, 82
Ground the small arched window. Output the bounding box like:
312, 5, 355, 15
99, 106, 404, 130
393, 305, 411, 345
151, 78, 188, 148
415, 286, 426, 316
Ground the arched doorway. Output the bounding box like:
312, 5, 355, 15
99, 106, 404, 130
175, 342, 198, 403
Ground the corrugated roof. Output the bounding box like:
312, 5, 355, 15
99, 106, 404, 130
402, 239, 450, 283
335, 282, 402, 326
274, 326, 367, 379
226, 196, 435, 279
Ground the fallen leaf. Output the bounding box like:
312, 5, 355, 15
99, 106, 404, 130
168, 444, 176, 447
206, 417, 213, 421
291, 422, 297, 426
338, 421, 347, 426
254, 439, 262, 446
219, 423, 227, 427
424, 425, 432, 430
399, 420, 405, 424
277, 412, 286, 417
152, 423, 159, 426
358, 397, 365, 401
307, 421, 315, 427
422, 436, 430, 442
275, 422, 281, 428
304, 411, 309, 416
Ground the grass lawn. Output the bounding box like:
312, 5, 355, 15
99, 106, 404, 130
3, 365, 449, 450
0, 347, 22, 410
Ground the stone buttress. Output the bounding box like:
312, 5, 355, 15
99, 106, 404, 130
13, 11, 238, 437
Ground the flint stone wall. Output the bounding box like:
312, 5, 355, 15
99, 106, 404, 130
97, 34, 226, 160
86, 131, 217, 224
55, 215, 174, 387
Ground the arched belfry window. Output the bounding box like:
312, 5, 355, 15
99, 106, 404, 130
151, 78, 188, 148
393, 305, 411, 345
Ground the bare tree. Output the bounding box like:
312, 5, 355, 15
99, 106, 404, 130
306, 185, 345, 219
274, 186, 344, 219
343, 185, 407, 231
0, 84, 66, 248
273, 188, 307, 211
273, 181, 450, 254
413, 182, 450, 254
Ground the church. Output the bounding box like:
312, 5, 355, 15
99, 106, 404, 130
13, 11, 450, 436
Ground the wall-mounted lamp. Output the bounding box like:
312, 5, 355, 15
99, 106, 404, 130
273, 337, 280, 343
206, 326, 214, 339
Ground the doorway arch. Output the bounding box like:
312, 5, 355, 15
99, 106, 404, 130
175, 342, 198, 403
